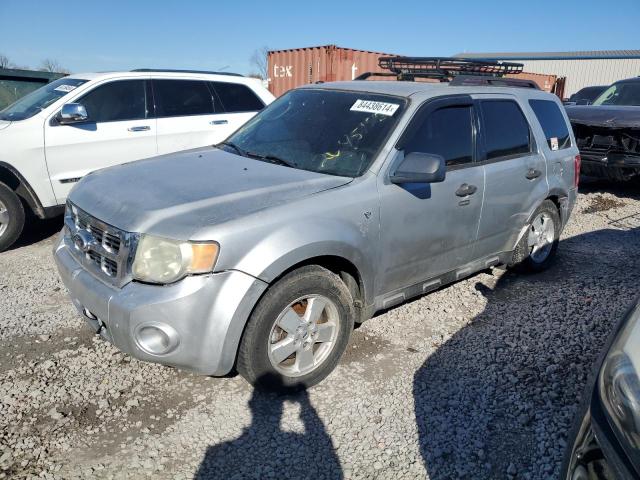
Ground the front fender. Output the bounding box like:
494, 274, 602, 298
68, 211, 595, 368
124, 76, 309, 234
229, 219, 377, 308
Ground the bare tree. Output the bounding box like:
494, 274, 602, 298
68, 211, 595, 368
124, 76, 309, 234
39, 58, 70, 74
249, 46, 269, 80
0, 54, 9, 69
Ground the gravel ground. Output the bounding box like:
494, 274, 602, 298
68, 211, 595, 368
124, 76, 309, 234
1, 178, 639, 480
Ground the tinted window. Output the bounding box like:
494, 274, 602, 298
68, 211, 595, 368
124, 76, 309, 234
404, 105, 473, 166
211, 82, 264, 112
78, 80, 146, 123
480, 101, 530, 160
153, 80, 215, 117
529, 99, 571, 150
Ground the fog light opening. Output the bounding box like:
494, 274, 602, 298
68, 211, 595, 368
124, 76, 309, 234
135, 324, 179, 355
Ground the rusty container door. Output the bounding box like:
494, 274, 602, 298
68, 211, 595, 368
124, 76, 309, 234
267, 45, 395, 97
506, 72, 557, 93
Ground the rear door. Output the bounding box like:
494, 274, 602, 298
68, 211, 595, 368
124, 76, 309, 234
527, 98, 577, 194
45, 78, 156, 202
378, 96, 485, 296
473, 96, 548, 258
154, 79, 224, 154
208, 81, 266, 139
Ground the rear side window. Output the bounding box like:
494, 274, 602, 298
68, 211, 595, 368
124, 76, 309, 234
480, 100, 531, 160
153, 80, 215, 117
79, 80, 147, 123
211, 82, 264, 113
404, 105, 474, 167
528, 99, 571, 150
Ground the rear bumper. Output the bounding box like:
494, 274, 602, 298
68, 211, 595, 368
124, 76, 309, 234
54, 235, 268, 375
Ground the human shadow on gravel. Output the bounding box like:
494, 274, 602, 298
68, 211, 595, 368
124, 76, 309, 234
195, 374, 343, 480
413, 226, 640, 479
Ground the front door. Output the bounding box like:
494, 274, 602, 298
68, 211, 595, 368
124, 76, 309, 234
378, 96, 485, 297
45, 79, 157, 202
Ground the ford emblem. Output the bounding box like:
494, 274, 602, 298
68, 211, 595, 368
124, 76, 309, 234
73, 230, 96, 253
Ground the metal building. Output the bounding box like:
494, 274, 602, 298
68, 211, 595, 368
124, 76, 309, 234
454, 50, 640, 98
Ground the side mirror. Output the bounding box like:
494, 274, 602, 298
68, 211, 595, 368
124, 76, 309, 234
60, 103, 88, 123
390, 152, 446, 184
576, 99, 591, 106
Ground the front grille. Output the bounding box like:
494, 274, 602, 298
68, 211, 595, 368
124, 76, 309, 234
64, 203, 136, 287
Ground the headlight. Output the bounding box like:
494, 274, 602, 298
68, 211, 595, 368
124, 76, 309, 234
599, 301, 640, 455
132, 235, 219, 284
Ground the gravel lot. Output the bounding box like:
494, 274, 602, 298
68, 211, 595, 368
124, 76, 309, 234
1, 179, 639, 480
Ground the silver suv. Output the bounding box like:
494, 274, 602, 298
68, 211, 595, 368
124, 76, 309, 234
54, 68, 580, 389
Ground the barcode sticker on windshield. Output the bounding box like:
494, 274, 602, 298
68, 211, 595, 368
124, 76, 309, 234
350, 99, 399, 116
54, 85, 77, 93
550, 137, 559, 151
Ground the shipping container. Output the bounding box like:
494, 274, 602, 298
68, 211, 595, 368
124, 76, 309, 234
267, 45, 396, 97
267, 46, 564, 99
0, 68, 66, 110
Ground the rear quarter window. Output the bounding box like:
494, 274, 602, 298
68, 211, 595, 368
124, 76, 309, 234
210, 82, 264, 113
528, 99, 571, 150
480, 100, 531, 160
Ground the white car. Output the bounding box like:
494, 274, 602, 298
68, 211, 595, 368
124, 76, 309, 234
0, 69, 274, 251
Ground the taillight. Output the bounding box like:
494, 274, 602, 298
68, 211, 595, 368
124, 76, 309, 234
574, 154, 581, 188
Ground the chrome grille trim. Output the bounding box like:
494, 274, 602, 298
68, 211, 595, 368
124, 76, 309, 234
63, 202, 137, 287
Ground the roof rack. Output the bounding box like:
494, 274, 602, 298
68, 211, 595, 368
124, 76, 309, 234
449, 75, 540, 89
131, 68, 243, 77
355, 56, 524, 82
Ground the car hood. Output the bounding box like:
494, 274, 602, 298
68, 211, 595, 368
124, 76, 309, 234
0, 120, 11, 130
565, 105, 640, 128
69, 147, 352, 239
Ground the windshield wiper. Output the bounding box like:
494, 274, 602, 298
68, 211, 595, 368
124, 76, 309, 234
245, 151, 296, 168
216, 141, 247, 157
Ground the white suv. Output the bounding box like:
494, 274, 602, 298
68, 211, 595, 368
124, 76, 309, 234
0, 69, 274, 251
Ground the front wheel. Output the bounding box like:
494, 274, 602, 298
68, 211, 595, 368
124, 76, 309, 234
0, 181, 25, 252
237, 265, 355, 390
511, 199, 561, 273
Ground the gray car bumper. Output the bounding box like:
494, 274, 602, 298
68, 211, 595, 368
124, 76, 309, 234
54, 236, 268, 376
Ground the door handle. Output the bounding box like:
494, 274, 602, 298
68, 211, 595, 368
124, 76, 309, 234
210, 119, 228, 125
455, 183, 477, 197
128, 126, 150, 132
525, 168, 542, 180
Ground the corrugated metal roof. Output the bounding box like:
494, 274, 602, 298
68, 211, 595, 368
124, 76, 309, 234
454, 50, 640, 60
268, 44, 392, 55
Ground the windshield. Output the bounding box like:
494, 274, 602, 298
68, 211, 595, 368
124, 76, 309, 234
0, 77, 88, 121
592, 82, 640, 107
223, 89, 406, 177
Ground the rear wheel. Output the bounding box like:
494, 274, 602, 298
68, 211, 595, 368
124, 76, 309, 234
237, 265, 355, 390
0, 181, 25, 252
511, 200, 560, 273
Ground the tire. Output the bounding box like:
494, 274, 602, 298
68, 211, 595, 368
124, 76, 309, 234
237, 265, 355, 390
510, 199, 560, 273
0, 181, 25, 253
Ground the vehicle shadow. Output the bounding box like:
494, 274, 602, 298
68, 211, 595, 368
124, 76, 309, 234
194, 374, 343, 480
413, 226, 640, 479
579, 176, 640, 201
6, 213, 63, 251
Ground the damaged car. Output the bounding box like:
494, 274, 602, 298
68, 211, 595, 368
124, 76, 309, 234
566, 77, 640, 181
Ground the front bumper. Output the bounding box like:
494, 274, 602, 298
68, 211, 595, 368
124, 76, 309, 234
580, 152, 640, 181
54, 235, 268, 375
563, 390, 639, 480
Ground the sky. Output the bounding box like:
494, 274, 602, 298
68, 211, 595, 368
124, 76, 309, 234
1, 0, 638, 75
